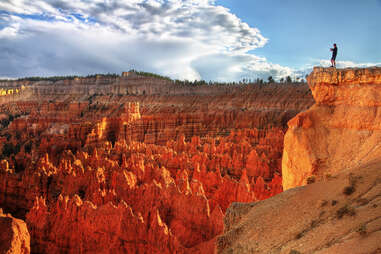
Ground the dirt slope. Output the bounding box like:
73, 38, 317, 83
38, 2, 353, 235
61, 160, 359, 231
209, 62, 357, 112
217, 160, 381, 254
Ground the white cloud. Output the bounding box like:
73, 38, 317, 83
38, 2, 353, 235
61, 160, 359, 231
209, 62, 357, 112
319, 60, 381, 69
191, 53, 294, 82
294, 60, 381, 80
0, 77, 16, 80
0, 0, 294, 81
0, 23, 19, 38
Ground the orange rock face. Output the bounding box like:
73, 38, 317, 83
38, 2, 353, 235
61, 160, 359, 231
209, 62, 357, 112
0, 208, 30, 254
282, 67, 381, 190
218, 67, 381, 253
308, 67, 381, 106
0, 75, 313, 253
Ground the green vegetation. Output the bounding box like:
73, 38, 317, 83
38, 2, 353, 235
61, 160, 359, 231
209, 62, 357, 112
174, 79, 209, 86
0, 114, 21, 129
306, 175, 316, 184
24, 141, 32, 154
356, 224, 367, 236
336, 205, 356, 219
17, 73, 119, 82
343, 185, 355, 195
18, 75, 78, 82
0, 118, 10, 128
3, 69, 306, 86
343, 173, 358, 195
128, 69, 172, 81
1, 143, 20, 158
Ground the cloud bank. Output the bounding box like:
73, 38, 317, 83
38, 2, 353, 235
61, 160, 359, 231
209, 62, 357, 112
295, 60, 381, 79
318, 60, 381, 69
0, 0, 295, 81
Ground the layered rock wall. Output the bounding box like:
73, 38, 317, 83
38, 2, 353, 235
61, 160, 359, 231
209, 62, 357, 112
283, 67, 381, 189
0, 75, 235, 99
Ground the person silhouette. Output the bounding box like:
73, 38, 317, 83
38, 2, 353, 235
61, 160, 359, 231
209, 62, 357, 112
330, 43, 338, 67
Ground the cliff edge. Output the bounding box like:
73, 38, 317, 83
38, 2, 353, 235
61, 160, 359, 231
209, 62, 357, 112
283, 67, 381, 190
217, 67, 381, 254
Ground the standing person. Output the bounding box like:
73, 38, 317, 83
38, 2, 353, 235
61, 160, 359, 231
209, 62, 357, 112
330, 43, 338, 67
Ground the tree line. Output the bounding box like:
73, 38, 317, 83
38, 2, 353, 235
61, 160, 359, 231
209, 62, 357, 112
1, 71, 305, 86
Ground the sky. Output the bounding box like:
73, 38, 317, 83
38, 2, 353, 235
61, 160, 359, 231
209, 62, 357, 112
0, 0, 380, 81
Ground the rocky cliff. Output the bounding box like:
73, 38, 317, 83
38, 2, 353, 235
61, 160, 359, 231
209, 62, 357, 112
217, 67, 381, 253
283, 67, 381, 190
0, 208, 30, 254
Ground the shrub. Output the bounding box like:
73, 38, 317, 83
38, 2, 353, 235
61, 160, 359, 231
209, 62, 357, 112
343, 185, 355, 195
336, 205, 356, 219
306, 175, 316, 184
2, 143, 16, 157
356, 224, 367, 236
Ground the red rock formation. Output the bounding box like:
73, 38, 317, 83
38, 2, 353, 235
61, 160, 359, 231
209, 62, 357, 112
0, 75, 314, 253
26, 196, 185, 253
0, 208, 30, 254
283, 67, 381, 190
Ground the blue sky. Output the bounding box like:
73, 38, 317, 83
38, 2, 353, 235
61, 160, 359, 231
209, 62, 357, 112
218, 0, 381, 68
0, 0, 380, 81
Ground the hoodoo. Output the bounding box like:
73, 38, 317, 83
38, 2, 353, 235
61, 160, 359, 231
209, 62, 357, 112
0, 74, 313, 253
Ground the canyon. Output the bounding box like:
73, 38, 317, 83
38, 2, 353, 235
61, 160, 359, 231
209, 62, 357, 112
1, 67, 380, 254
0, 72, 313, 253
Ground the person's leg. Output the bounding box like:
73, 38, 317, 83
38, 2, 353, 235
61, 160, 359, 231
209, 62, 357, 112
331, 59, 334, 67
